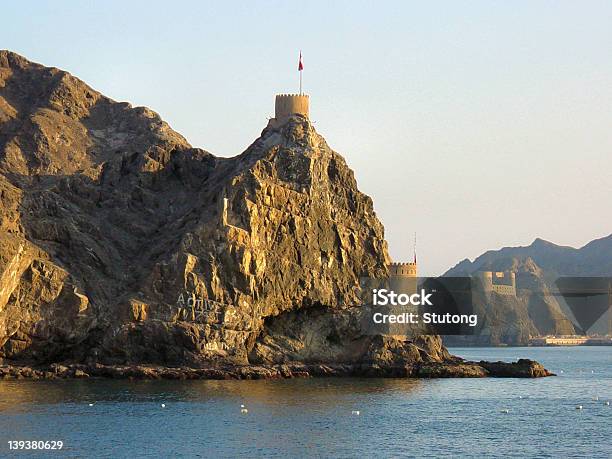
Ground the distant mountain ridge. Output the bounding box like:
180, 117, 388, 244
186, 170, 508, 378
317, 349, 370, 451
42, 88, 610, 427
445, 234, 612, 277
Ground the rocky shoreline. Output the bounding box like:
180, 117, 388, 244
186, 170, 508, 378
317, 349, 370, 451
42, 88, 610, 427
0, 359, 553, 381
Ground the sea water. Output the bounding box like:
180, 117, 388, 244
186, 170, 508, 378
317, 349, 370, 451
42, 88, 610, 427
0, 347, 610, 458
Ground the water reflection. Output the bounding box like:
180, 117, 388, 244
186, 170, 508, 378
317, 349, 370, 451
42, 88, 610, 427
0, 377, 423, 412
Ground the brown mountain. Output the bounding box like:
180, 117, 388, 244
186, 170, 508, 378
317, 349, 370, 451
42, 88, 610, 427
0, 51, 552, 378
446, 235, 612, 278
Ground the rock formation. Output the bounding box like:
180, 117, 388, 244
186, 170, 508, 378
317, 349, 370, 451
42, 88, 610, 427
0, 50, 551, 378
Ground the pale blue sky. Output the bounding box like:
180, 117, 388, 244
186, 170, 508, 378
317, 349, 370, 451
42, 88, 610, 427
3, 1, 612, 275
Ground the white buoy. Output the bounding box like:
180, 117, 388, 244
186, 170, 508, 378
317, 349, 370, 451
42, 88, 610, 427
605, 401, 610, 406
519, 396, 523, 399
351, 410, 360, 415
241, 408, 248, 414
500, 409, 509, 414
576, 405, 583, 410
240, 404, 245, 408
161, 403, 166, 408
88, 403, 94, 407
560, 370, 564, 374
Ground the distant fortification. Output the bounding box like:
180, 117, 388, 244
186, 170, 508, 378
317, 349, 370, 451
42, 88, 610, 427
477, 271, 516, 296
270, 94, 309, 127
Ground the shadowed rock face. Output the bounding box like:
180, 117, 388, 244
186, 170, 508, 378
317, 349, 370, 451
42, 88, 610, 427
0, 50, 457, 370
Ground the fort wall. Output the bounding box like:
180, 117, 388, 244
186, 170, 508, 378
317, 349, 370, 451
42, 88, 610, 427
477, 271, 516, 296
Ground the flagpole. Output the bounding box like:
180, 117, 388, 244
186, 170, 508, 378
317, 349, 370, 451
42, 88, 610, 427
298, 51, 303, 95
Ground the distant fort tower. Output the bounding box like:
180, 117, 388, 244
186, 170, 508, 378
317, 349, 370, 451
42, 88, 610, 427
388, 261, 418, 295
270, 94, 309, 127
388, 262, 417, 278
388, 234, 418, 294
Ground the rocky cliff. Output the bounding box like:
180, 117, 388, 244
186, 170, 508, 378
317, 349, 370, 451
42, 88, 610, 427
0, 50, 446, 369
0, 51, 551, 378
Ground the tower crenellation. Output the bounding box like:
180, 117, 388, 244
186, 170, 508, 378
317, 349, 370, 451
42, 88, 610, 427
388, 261, 418, 277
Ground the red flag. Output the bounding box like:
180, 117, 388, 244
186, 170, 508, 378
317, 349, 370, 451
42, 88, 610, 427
298, 52, 303, 71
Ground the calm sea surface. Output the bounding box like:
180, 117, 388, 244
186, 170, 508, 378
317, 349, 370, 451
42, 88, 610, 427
0, 347, 610, 458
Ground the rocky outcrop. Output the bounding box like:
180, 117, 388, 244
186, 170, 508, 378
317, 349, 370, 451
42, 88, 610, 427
0, 357, 553, 380
0, 50, 551, 377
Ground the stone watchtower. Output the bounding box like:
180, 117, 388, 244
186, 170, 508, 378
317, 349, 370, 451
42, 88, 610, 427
269, 94, 309, 128
388, 261, 418, 295
388, 262, 417, 278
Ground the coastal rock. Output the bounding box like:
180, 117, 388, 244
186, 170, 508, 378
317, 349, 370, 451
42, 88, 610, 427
478, 359, 554, 378
0, 359, 552, 380
0, 50, 552, 377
